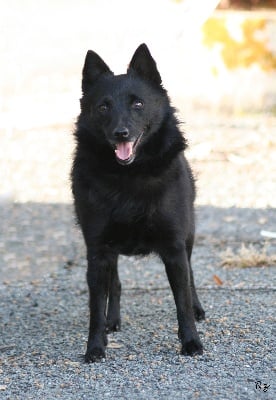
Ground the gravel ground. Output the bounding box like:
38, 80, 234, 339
0, 245, 275, 399
0, 115, 275, 399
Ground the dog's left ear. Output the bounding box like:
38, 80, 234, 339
128, 44, 162, 86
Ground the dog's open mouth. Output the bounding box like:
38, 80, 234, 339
114, 133, 143, 165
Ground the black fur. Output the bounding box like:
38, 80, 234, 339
71, 44, 205, 362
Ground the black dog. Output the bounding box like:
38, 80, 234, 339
71, 44, 205, 362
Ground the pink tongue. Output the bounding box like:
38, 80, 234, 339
115, 142, 134, 160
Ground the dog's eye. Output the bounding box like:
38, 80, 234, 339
98, 104, 109, 113
132, 100, 144, 110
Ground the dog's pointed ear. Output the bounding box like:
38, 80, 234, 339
128, 44, 162, 86
82, 50, 113, 93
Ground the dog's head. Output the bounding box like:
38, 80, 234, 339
80, 44, 169, 166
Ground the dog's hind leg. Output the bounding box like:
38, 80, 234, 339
160, 246, 203, 356
186, 236, 205, 321
106, 256, 121, 333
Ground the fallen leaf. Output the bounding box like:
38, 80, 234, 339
213, 274, 223, 285
108, 342, 123, 349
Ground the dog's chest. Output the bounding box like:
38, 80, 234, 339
103, 190, 168, 255
104, 216, 164, 255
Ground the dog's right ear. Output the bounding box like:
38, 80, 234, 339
82, 50, 113, 93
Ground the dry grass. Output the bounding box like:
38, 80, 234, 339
220, 243, 276, 268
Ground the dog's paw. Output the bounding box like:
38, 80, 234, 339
106, 318, 121, 333
181, 338, 203, 356
85, 346, 106, 363
193, 305, 206, 322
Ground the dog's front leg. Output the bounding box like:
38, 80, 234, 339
106, 258, 121, 333
161, 247, 203, 356
85, 249, 109, 363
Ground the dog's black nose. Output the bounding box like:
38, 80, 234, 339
113, 127, 129, 140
